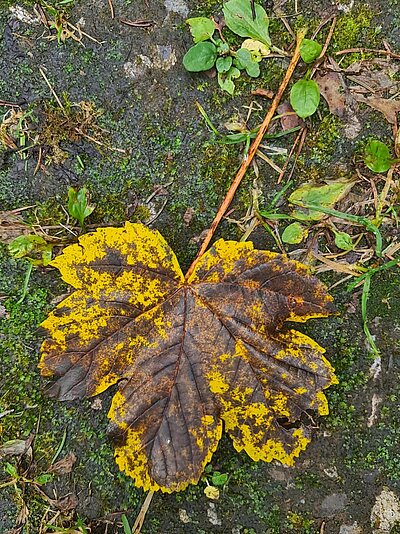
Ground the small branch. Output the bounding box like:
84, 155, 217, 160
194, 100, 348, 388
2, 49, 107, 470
132, 491, 154, 534
108, 0, 115, 19
39, 67, 65, 112
335, 47, 400, 60
276, 126, 306, 184
185, 30, 306, 280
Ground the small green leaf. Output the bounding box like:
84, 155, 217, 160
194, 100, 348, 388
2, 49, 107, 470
333, 231, 353, 251
183, 42, 217, 72
216, 56, 233, 73
281, 222, 308, 244
241, 39, 270, 61
300, 39, 322, 63
67, 186, 95, 227
364, 140, 394, 173
216, 40, 230, 54
234, 48, 260, 77
290, 79, 320, 118
34, 473, 54, 485
8, 234, 53, 266
218, 66, 240, 95
289, 180, 355, 221
8, 235, 47, 259
223, 0, 271, 46
5, 462, 18, 479
211, 472, 229, 486
121, 514, 132, 534
186, 17, 215, 43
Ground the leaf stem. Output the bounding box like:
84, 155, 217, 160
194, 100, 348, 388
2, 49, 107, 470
185, 29, 306, 280
16, 262, 33, 305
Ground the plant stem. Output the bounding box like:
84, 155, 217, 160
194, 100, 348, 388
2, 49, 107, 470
185, 29, 306, 280
16, 262, 33, 305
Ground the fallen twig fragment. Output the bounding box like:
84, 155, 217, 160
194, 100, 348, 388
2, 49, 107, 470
120, 19, 155, 28
132, 491, 154, 534
186, 29, 307, 279
108, 0, 115, 19
335, 47, 400, 60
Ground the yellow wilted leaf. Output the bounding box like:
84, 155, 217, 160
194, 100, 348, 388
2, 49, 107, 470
39, 222, 337, 493
204, 485, 220, 500
241, 38, 270, 61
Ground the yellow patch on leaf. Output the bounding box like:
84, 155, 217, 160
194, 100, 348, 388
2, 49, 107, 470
40, 222, 337, 492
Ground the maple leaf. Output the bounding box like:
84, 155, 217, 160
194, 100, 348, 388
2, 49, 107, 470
39, 222, 337, 493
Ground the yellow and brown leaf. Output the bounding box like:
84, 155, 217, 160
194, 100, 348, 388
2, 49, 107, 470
40, 222, 337, 492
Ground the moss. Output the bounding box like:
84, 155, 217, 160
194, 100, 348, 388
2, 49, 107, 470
331, 5, 380, 67
307, 114, 341, 164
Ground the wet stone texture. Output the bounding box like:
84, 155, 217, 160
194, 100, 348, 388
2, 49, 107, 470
0, 0, 399, 533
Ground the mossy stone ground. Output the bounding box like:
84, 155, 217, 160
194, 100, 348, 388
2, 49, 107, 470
0, 0, 399, 532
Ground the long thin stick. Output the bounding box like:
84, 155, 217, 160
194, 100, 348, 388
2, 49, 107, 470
39, 67, 65, 112
132, 491, 154, 533
185, 30, 306, 280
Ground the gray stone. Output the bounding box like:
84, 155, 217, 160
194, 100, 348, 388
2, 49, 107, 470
320, 493, 348, 516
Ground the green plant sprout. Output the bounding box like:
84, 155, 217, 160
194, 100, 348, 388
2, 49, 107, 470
183, 0, 287, 94
363, 139, 400, 173
67, 186, 95, 228
289, 201, 400, 357
196, 102, 301, 157
8, 234, 54, 304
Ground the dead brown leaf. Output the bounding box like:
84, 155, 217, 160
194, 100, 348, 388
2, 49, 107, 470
54, 493, 78, 511
0, 209, 31, 244
315, 68, 361, 139
316, 71, 347, 117
353, 95, 400, 125
277, 102, 304, 131
252, 88, 274, 99
346, 59, 399, 94
49, 452, 77, 475
183, 207, 195, 227
0, 434, 34, 458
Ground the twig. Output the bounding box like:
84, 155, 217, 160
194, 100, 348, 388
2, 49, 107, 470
33, 146, 43, 176
0, 100, 20, 107
120, 19, 155, 28
185, 30, 306, 280
67, 21, 104, 44
132, 491, 154, 534
277, 127, 304, 184
285, 126, 307, 182
39, 67, 65, 112
310, 16, 337, 77
335, 47, 400, 59
107, 0, 115, 19
255, 150, 283, 173
75, 129, 127, 153
317, 17, 337, 60
311, 14, 336, 40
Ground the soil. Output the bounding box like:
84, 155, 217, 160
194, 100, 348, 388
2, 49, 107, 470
0, 0, 399, 533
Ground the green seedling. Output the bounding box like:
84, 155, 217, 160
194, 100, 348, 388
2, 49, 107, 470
281, 221, 308, 244
183, 0, 286, 94
290, 78, 320, 119
67, 186, 95, 228
346, 258, 399, 357
8, 234, 54, 304
1, 462, 54, 491
197, 103, 301, 157
299, 39, 322, 63
290, 202, 383, 257
332, 229, 354, 251
289, 38, 322, 118
363, 139, 400, 173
